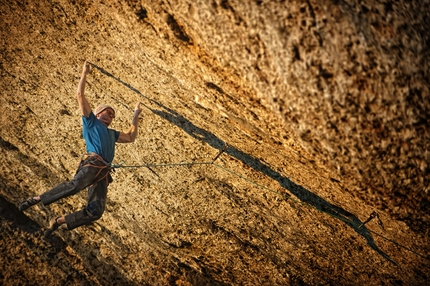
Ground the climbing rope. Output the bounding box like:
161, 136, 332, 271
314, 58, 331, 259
112, 161, 212, 169
86, 61, 428, 261
85, 75, 429, 262
111, 143, 428, 261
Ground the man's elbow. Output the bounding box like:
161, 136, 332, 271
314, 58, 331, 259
126, 133, 136, 143
118, 131, 138, 143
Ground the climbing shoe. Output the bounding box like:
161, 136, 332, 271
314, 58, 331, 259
44, 217, 61, 238
19, 197, 39, 211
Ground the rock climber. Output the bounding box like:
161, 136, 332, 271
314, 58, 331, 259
18, 61, 143, 237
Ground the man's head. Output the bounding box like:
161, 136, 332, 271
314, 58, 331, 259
94, 104, 115, 126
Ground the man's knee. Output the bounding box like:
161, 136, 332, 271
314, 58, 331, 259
86, 201, 105, 219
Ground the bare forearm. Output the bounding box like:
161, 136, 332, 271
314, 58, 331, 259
117, 102, 143, 143
77, 72, 87, 98
128, 111, 140, 141
77, 62, 92, 117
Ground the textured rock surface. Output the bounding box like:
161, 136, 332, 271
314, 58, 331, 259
1, 0, 429, 285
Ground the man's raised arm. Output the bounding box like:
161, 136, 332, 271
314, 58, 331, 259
77, 61, 92, 118
117, 102, 143, 143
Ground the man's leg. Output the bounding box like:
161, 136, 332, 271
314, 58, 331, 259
19, 157, 104, 211
64, 176, 109, 230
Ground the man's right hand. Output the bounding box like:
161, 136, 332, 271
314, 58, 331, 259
77, 61, 92, 117
83, 61, 91, 75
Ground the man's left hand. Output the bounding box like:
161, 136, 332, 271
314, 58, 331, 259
134, 102, 143, 117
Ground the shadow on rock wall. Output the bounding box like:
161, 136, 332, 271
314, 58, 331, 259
92, 63, 395, 264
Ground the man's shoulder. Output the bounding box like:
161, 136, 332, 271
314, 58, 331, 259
108, 128, 121, 141
82, 112, 103, 129
82, 112, 96, 120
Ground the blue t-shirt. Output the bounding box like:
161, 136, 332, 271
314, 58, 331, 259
82, 113, 120, 163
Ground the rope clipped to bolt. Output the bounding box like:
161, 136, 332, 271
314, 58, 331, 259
111, 143, 229, 170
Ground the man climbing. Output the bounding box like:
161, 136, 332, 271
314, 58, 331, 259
19, 61, 143, 237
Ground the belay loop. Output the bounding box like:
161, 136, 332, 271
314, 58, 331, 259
79, 153, 112, 186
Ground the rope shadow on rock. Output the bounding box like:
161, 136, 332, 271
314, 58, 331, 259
89, 63, 395, 264
151, 105, 396, 265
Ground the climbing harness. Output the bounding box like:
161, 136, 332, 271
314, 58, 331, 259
79, 153, 112, 185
